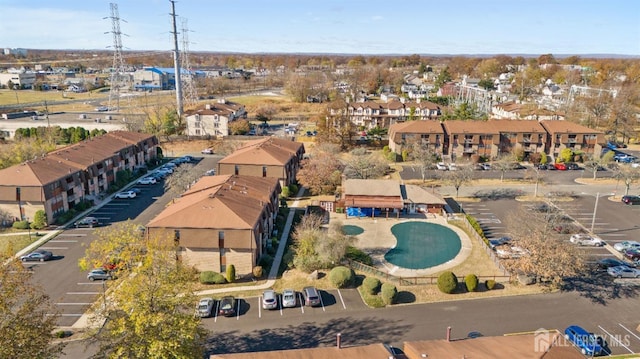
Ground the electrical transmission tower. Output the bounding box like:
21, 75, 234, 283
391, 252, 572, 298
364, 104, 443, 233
106, 2, 129, 111
169, 0, 184, 117
180, 18, 198, 108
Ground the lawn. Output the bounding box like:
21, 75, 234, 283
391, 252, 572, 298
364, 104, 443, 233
0, 234, 37, 255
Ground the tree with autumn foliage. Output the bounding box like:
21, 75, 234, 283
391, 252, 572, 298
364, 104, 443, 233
0, 256, 64, 358
296, 145, 343, 195
79, 222, 206, 359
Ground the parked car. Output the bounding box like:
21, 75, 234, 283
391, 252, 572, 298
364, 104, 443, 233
489, 236, 512, 249
624, 248, 640, 261
448, 163, 458, 171
158, 166, 173, 174
218, 296, 236, 317
94, 106, 108, 112
564, 325, 602, 356
114, 190, 137, 199
74, 216, 100, 228
20, 249, 53, 262
436, 162, 448, 170
597, 258, 636, 269
554, 163, 567, 170
607, 265, 640, 278
509, 163, 526, 170
621, 195, 640, 205
496, 246, 530, 259
201, 148, 214, 154
262, 290, 278, 310
475, 163, 491, 170
138, 177, 157, 185
205, 169, 216, 176
129, 188, 142, 195
282, 289, 297, 308
613, 241, 640, 252
570, 234, 605, 247
565, 162, 581, 170
87, 268, 114, 281
302, 286, 321, 307
196, 297, 214, 318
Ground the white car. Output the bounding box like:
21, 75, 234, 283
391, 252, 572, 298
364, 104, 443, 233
570, 234, 605, 247
201, 148, 214, 155
94, 106, 108, 112
448, 163, 458, 171
114, 190, 137, 199
138, 177, 157, 185
436, 162, 448, 170
613, 241, 640, 252
282, 289, 297, 308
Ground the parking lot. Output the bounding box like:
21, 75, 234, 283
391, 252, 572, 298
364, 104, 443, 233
25, 155, 222, 327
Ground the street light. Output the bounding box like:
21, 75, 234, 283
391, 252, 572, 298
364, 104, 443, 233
582, 192, 613, 234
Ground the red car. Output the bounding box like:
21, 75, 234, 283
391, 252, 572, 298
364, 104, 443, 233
624, 249, 640, 261
554, 163, 567, 170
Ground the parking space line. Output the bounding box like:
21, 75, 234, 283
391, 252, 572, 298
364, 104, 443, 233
236, 299, 240, 320
618, 323, 640, 342
258, 296, 262, 318
48, 313, 83, 317
214, 301, 220, 322
67, 292, 99, 295
77, 282, 103, 285
49, 240, 79, 243
56, 302, 92, 306
38, 247, 68, 250
599, 325, 634, 353
319, 292, 325, 312
336, 289, 346, 310
299, 293, 304, 314
279, 294, 283, 316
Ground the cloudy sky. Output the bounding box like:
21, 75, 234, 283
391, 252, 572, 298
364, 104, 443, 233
1, 0, 639, 55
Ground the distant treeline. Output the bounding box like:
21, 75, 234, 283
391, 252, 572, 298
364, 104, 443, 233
14, 126, 107, 145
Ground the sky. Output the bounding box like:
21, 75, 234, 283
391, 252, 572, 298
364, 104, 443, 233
1, 0, 639, 56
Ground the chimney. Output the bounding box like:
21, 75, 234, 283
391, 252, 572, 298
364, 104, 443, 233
336, 333, 341, 349
205, 104, 212, 110
446, 326, 452, 342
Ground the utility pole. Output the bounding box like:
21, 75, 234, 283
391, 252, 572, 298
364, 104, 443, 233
170, 0, 183, 117
105, 3, 128, 112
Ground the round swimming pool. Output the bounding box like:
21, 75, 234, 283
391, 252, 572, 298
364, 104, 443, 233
384, 222, 461, 269
342, 225, 364, 236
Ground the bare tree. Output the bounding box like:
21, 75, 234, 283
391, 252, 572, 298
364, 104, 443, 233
615, 166, 640, 196
164, 164, 205, 196
524, 166, 545, 197
442, 164, 474, 198
504, 205, 587, 288
411, 142, 439, 182
493, 154, 518, 182
343, 148, 389, 179
316, 220, 357, 265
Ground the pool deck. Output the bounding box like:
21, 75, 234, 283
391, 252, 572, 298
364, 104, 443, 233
330, 212, 472, 277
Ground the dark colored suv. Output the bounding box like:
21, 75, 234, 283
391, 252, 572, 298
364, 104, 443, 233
622, 195, 640, 205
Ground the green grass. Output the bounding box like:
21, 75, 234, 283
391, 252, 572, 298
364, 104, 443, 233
0, 235, 37, 255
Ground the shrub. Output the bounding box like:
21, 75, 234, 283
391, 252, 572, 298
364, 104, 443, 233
12, 220, 30, 230
437, 271, 458, 294
31, 210, 47, 230
280, 186, 291, 198
226, 264, 236, 283
401, 149, 408, 162
288, 184, 298, 196
258, 254, 273, 268
199, 271, 226, 284
344, 246, 373, 266
466, 215, 489, 247
464, 274, 479, 292
380, 283, 397, 305
329, 266, 355, 288
362, 277, 381, 295
55, 330, 68, 338
252, 266, 263, 278
485, 279, 496, 290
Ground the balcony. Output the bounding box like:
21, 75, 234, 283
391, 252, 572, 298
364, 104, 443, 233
463, 147, 475, 153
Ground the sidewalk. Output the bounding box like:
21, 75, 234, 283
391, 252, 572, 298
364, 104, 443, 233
194, 186, 306, 296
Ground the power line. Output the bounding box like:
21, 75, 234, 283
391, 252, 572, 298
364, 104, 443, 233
169, 0, 184, 117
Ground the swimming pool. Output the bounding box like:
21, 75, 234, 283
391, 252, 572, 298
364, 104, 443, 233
384, 222, 461, 269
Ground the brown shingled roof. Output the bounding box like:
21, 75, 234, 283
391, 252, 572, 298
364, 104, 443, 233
486, 119, 546, 133
218, 138, 304, 166
388, 120, 445, 139
442, 120, 500, 135
539, 120, 602, 134
209, 343, 392, 359
147, 175, 279, 230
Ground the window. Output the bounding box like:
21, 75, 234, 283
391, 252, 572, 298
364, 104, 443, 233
234, 165, 239, 175
195, 129, 201, 135
262, 166, 267, 177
